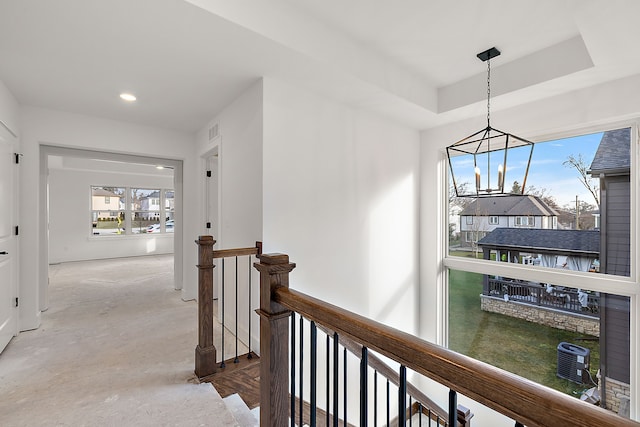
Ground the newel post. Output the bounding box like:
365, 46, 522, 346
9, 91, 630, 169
255, 253, 296, 427
195, 235, 216, 379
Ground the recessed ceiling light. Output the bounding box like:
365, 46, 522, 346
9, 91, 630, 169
120, 93, 137, 102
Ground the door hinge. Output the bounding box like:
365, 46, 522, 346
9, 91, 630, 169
15, 297, 18, 307
14, 225, 19, 236
206, 222, 211, 229
206, 170, 212, 178
14, 153, 23, 164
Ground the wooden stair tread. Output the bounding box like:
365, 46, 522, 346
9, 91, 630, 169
200, 352, 261, 409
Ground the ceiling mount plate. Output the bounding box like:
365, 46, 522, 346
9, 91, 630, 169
477, 47, 501, 62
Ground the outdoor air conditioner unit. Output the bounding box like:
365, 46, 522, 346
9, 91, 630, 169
557, 342, 590, 384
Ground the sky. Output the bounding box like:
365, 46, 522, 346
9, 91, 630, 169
525, 132, 602, 208
450, 129, 606, 209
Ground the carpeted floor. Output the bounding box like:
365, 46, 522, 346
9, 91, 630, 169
0, 254, 241, 426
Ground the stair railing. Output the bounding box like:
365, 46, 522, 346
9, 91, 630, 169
194, 235, 261, 379
329, 326, 473, 426
256, 252, 640, 427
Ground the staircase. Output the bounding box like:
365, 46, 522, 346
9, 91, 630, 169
222, 393, 260, 427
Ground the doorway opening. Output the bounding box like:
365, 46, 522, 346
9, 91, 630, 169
40, 146, 183, 312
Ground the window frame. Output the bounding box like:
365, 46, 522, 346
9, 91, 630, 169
91, 185, 175, 236
441, 120, 639, 412
514, 215, 534, 227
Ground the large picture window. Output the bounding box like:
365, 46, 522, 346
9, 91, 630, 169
91, 186, 174, 235
446, 125, 634, 412
91, 187, 125, 235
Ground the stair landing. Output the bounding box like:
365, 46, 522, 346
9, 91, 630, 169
200, 352, 261, 409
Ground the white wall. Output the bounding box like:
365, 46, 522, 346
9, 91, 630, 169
196, 79, 263, 247
262, 77, 421, 330
420, 73, 640, 426
18, 106, 198, 331
48, 167, 174, 263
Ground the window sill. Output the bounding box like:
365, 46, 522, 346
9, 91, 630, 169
87, 233, 174, 241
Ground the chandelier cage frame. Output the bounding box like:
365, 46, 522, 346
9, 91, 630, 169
446, 47, 535, 198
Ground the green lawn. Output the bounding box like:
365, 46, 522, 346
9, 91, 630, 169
448, 267, 600, 397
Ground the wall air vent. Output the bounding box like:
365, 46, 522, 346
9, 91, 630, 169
208, 123, 219, 141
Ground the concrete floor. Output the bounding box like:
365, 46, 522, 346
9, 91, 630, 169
0, 254, 241, 426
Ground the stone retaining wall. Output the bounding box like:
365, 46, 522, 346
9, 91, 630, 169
480, 295, 600, 337
604, 377, 630, 416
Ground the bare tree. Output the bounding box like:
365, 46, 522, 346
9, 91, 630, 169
563, 154, 600, 208
562, 200, 598, 230
449, 181, 473, 210
511, 181, 559, 210
525, 184, 560, 211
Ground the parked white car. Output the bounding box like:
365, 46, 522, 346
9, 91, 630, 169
147, 219, 174, 233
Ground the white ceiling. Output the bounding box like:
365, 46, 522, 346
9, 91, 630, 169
1, 0, 639, 133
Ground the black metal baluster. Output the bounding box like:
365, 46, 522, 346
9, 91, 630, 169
220, 258, 225, 368
310, 321, 317, 427
290, 313, 296, 427
333, 333, 339, 427
448, 389, 457, 427
373, 370, 377, 427
326, 334, 330, 427
360, 346, 368, 426
515, 422, 525, 427
343, 347, 347, 426
386, 379, 390, 427
299, 316, 304, 427
234, 256, 239, 363
399, 365, 407, 425
247, 255, 252, 359
418, 403, 422, 427
409, 396, 413, 426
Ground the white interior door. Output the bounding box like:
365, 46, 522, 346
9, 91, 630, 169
0, 124, 18, 353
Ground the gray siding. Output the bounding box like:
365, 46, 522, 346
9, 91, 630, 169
601, 294, 630, 382
600, 175, 631, 384
601, 177, 630, 276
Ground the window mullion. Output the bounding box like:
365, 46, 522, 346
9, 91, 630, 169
124, 186, 132, 235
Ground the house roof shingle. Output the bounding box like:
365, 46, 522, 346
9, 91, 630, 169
477, 228, 600, 256
92, 188, 121, 197
459, 195, 558, 217
589, 128, 631, 174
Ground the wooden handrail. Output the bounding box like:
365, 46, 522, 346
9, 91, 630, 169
213, 241, 262, 259
273, 285, 639, 427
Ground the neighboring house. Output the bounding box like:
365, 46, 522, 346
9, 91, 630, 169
140, 190, 175, 220
91, 188, 123, 220
590, 128, 631, 412
459, 195, 558, 247
477, 227, 599, 270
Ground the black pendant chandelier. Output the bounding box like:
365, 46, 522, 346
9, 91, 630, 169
447, 47, 534, 198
